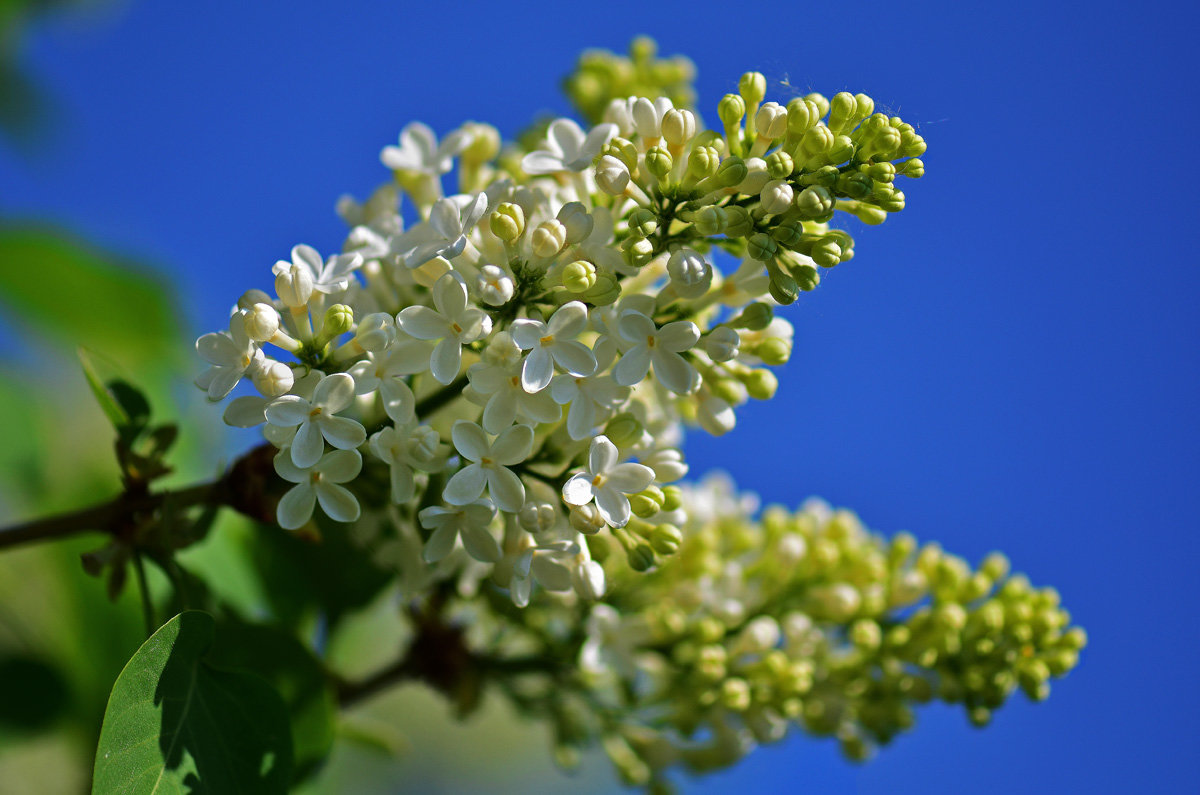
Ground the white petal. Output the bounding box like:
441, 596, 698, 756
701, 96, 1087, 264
657, 320, 701, 352
273, 450, 308, 484
277, 484, 316, 530
223, 396, 268, 427
461, 192, 488, 230
291, 420, 325, 469
547, 301, 589, 337
521, 347, 554, 393
196, 332, 238, 366
315, 448, 362, 482
548, 118, 586, 162
265, 395, 310, 427
316, 482, 360, 523
314, 372, 356, 412
428, 198, 463, 241
444, 463, 487, 505
589, 435, 618, 475
486, 466, 525, 512
390, 464, 415, 503
552, 341, 597, 378
519, 390, 562, 425
451, 420, 490, 461
566, 398, 596, 441
380, 379, 415, 424
605, 462, 655, 494
319, 414, 366, 451
397, 306, 451, 340
549, 375, 579, 405
292, 244, 324, 278
652, 350, 701, 394
613, 345, 651, 387
509, 319, 546, 350
460, 525, 502, 563
531, 556, 573, 591
430, 338, 462, 384
520, 151, 564, 175
490, 424, 534, 465
423, 524, 458, 563
205, 368, 242, 401
510, 573, 532, 607
562, 473, 595, 506
482, 390, 518, 435
617, 310, 655, 343
595, 486, 631, 528
433, 272, 468, 318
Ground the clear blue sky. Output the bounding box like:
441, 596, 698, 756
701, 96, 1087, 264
2, 1, 1197, 792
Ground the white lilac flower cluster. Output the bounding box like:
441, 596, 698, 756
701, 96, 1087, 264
195, 68, 925, 608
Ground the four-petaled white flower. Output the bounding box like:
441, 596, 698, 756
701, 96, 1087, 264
467, 356, 562, 434
562, 435, 655, 528
346, 341, 428, 424
275, 244, 362, 297
380, 121, 469, 176
195, 312, 263, 401
508, 539, 577, 607
550, 369, 629, 440
369, 423, 445, 503
274, 448, 362, 530
398, 192, 488, 268
396, 272, 492, 384
419, 499, 500, 563
444, 421, 533, 512
265, 372, 367, 468
521, 118, 618, 175
510, 301, 597, 393
613, 310, 702, 395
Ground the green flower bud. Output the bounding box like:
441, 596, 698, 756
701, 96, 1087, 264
837, 171, 873, 199
828, 92, 857, 134
798, 165, 839, 189
562, 260, 597, 293
866, 162, 896, 183
801, 124, 834, 155
876, 189, 906, 213
795, 185, 835, 219
768, 274, 799, 305
721, 678, 752, 712
1061, 627, 1088, 651
692, 206, 726, 236
848, 201, 889, 225
898, 157, 925, 178
322, 304, 354, 337
733, 302, 773, 331
575, 269, 616, 306
804, 92, 830, 119
490, 203, 525, 243
623, 236, 655, 268
935, 603, 968, 631
627, 207, 658, 238
687, 145, 721, 180
850, 619, 882, 650
765, 150, 795, 179
714, 155, 748, 188
711, 377, 744, 405
650, 523, 683, 556
660, 485, 682, 512
722, 206, 753, 238
901, 130, 927, 157
461, 122, 500, 164
718, 93, 746, 128
787, 97, 820, 135
645, 145, 673, 179
747, 232, 778, 262
756, 337, 792, 366
855, 93, 875, 119
968, 706, 992, 728
602, 137, 639, 170
827, 134, 856, 165
630, 486, 665, 518
605, 412, 643, 447
1046, 649, 1078, 676
808, 238, 841, 269
739, 72, 767, 106
771, 220, 805, 249
744, 369, 777, 400
627, 543, 656, 572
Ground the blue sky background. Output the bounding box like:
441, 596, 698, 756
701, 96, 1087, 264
2, 1, 1198, 792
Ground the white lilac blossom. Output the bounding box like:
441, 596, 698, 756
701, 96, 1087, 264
381, 121, 469, 177
398, 192, 488, 268
396, 272, 491, 384
562, 435, 655, 527
265, 373, 367, 468
419, 499, 500, 563
521, 118, 618, 175
443, 421, 533, 512
613, 310, 702, 395
274, 448, 362, 530
195, 312, 263, 401
509, 300, 597, 392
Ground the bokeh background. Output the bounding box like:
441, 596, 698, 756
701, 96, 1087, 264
1, 1, 1197, 792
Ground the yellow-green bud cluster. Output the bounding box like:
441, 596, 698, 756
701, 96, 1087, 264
563, 37, 697, 125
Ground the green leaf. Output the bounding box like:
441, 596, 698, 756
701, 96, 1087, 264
79, 348, 130, 431
93, 611, 293, 794
0, 226, 182, 367
207, 619, 337, 784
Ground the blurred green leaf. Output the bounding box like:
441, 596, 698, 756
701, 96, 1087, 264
0, 226, 182, 367
207, 618, 337, 785
78, 348, 132, 431
93, 611, 294, 795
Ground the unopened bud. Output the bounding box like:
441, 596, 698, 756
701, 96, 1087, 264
531, 219, 568, 258
243, 303, 281, 342
738, 72, 767, 106
490, 202, 525, 241
757, 337, 791, 366
595, 154, 631, 195
627, 207, 658, 238
604, 413, 643, 447
650, 524, 683, 556
570, 503, 607, 534
627, 543, 656, 572
323, 304, 354, 337
744, 369, 777, 400
252, 360, 294, 398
